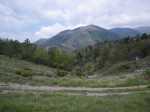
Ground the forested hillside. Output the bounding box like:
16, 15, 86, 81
0, 39, 75, 71
75, 33, 150, 76
1, 33, 150, 77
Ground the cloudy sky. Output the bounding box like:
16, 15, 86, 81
0, 0, 150, 41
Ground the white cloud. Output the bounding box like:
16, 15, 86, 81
35, 23, 66, 38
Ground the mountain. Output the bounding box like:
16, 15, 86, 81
36, 25, 150, 51
110, 28, 140, 38
135, 26, 150, 34
36, 25, 119, 50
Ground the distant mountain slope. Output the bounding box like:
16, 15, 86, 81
36, 25, 119, 50
110, 28, 140, 38
135, 26, 150, 34
36, 25, 150, 51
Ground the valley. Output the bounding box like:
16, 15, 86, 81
0, 26, 150, 112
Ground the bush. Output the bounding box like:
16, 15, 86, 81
83, 63, 95, 75
143, 70, 150, 80
75, 69, 85, 77
57, 69, 68, 77
119, 64, 130, 71
16, 68, 33, 77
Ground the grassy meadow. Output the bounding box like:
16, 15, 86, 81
0, 92, 150, 112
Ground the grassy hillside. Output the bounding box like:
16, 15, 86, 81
0, 55, 57, 84
0, 55, 150, 87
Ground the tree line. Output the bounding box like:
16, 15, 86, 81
0, 38, 75, 71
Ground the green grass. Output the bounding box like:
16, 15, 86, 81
0, 92, 150, 112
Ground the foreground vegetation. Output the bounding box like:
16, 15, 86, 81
0, 92, 150, 112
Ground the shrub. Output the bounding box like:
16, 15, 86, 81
143, 69, 150, 80
84, 63, 95, 75
56, 69, 68, 77
16, 68, 33, 77
119, 64, 130, 71
73, 67, 85, 77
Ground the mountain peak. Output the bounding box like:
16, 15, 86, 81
87, 24, 99, 27
74, 25, 105, 32
36, 25, 120, 50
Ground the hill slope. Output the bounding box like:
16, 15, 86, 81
0, 55, 57, 84
0, 54, 150, 87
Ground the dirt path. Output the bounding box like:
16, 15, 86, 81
0, 83, 149, 96
66, 90, 150, 96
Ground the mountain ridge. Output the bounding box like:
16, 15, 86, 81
35, 25, 150, 50
109, 28, 140, 38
